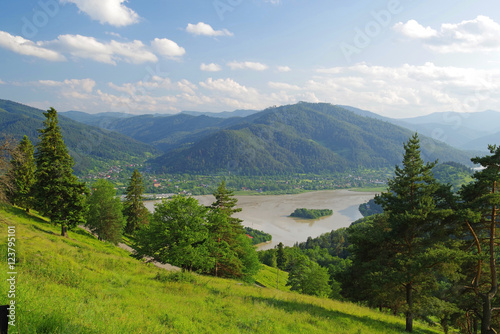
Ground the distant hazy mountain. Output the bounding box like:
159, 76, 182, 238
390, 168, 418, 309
392, 110, 500, 151
181, 109, 259, 118
102, 114, 242, 152
0, 99, 158, 173
62, 110, 134, 128
151, 102, 473, 174
336, 105, 393, 122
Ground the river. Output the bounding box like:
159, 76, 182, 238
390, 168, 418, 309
144, 189, 379, 250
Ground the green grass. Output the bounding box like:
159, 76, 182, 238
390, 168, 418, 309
0, 204, 443, 333
254, 265, 291, 292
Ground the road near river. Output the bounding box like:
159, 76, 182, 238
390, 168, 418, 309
144, 189, 379, 250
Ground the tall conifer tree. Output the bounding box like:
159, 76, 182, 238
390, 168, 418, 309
34, 107, 89, 236
374, 133, 455, 332
124, 169, 149, 234
9, 135, 36, 212
209, 180, 259, 279
460, 145, 500, 334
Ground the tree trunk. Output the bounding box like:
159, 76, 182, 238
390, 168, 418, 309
277, 268, 279, 289
405, 283, 413, 332
61, 224, 68, 237
480, 293, 498, 334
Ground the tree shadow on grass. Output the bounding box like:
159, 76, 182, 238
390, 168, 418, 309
249, 296, 439, 334
2, 204, 48, 224
30, 224, 57, 236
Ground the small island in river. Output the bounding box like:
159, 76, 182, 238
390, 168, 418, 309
290, 208, 333, 219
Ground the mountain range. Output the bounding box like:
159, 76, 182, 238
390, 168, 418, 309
64, 102, 481, 174
1, 98, 495, 175
0, 99, 158, 173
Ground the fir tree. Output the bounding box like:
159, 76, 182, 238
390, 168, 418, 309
86, 179, 125, 245
33, 107, 89, 237
9, 135, 36, 212
124, 169, 149, 234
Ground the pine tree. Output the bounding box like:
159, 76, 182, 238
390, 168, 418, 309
0, 137, 18, 203
124, 169, 149, 234
459, 145, 500, 334
86, 179, 125, 245
211, 180, 244, 234
209, 180, 259, 279
374, 133, 456, 332
276, 242, 286, 270
34, 108, 89, 236
9, 135, 36, 212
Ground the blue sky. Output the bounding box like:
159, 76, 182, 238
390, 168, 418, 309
1, 0, 500, 117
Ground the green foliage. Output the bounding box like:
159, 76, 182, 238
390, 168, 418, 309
135, 195, 214, 272
33, 107, 89, 236
8, 135, 36, 211
433, 161, 473, 191
290, 208, 333, 219
153, 270, 197, 283
86, 179, 125, 244
123, 169, 149, 234
286, 255, 332, 298
276, 242, 286, 270
244, 226, 272, 245
209, 180, 260, 280
354, 134, 459, 331
358, 199, 383, 217
458, 145, 500, 332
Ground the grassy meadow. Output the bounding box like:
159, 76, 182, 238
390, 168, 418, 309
0, 205, 443, 333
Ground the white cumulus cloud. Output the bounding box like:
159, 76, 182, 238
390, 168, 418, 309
43, 34, 157, 64
227, 61, 268, 71
394, 15, 500, 53
60, 0, 140, 27
200, 63, 222, 72
0, 31, 65, 61
186, 22, 233, 37
277, 66, 291, 72
38, 78, 96, 93
151, 38, 186, 59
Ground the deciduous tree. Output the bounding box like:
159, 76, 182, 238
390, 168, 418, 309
135, 195, 214, 272
86, 179, 125, 244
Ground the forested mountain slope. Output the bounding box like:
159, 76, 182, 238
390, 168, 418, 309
0, 99, 158, 173
152, 102, 473, 174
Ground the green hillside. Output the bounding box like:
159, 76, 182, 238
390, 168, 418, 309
152, 102, 473, 174
0, 99, 159, 173
0, 205, 441, 333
